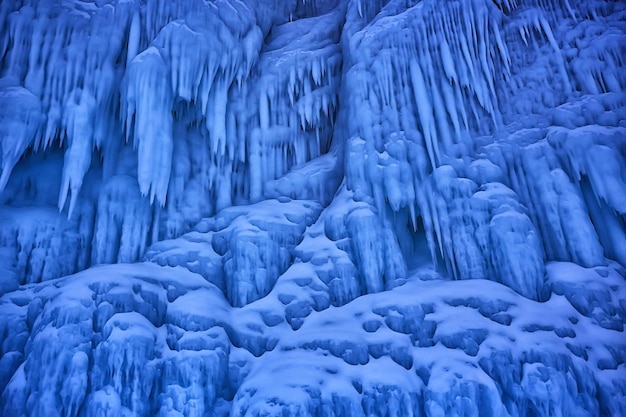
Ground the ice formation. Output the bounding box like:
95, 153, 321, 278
0, 0, 625, 416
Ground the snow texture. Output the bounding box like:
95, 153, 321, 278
0, 0, 625, 416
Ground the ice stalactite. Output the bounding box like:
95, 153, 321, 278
340, 0, 626, 300
242, 3, 344, 202
341, 0, 526, 294
0, 0, 345, 283
0, 0, 137, 195
59, 89, 97, 217
124, 46, 174, 205
483, 136, 607, 268
0, 86, 43, 191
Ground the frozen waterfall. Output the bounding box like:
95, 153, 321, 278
0, 0, 625, 416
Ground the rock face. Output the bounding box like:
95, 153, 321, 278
0, 0, 625, 416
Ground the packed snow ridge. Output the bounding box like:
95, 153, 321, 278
0, 0, 625, 416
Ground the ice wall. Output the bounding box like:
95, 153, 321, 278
0, 0, 345, 286
3, 0, 621, 291
341, 0, 626, 300
0, 0, 625, 416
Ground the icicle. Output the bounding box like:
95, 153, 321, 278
439, 38, 458, 82
409, 60, 439, 168
126, 12, 141, 64
123, 47, 174, 205
0, 86, 42, 191
538, 16, 572, 92
58, 90, 97, 218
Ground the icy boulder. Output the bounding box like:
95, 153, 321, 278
0, 206, 92, 293
227, 262, 626, 417
91, 176, 154, 265
2, 259, 623, 417
0, 263, 233, 417
211, 200, 322, 307
147, 199, 323, 307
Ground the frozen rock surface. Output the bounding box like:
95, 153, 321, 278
1, 0, 625, 416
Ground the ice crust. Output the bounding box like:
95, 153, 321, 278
0, 0, 625, 415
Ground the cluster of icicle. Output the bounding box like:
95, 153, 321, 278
0, 0, 344, 284
0, 0, 625, 301
342, 0, 626, 301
